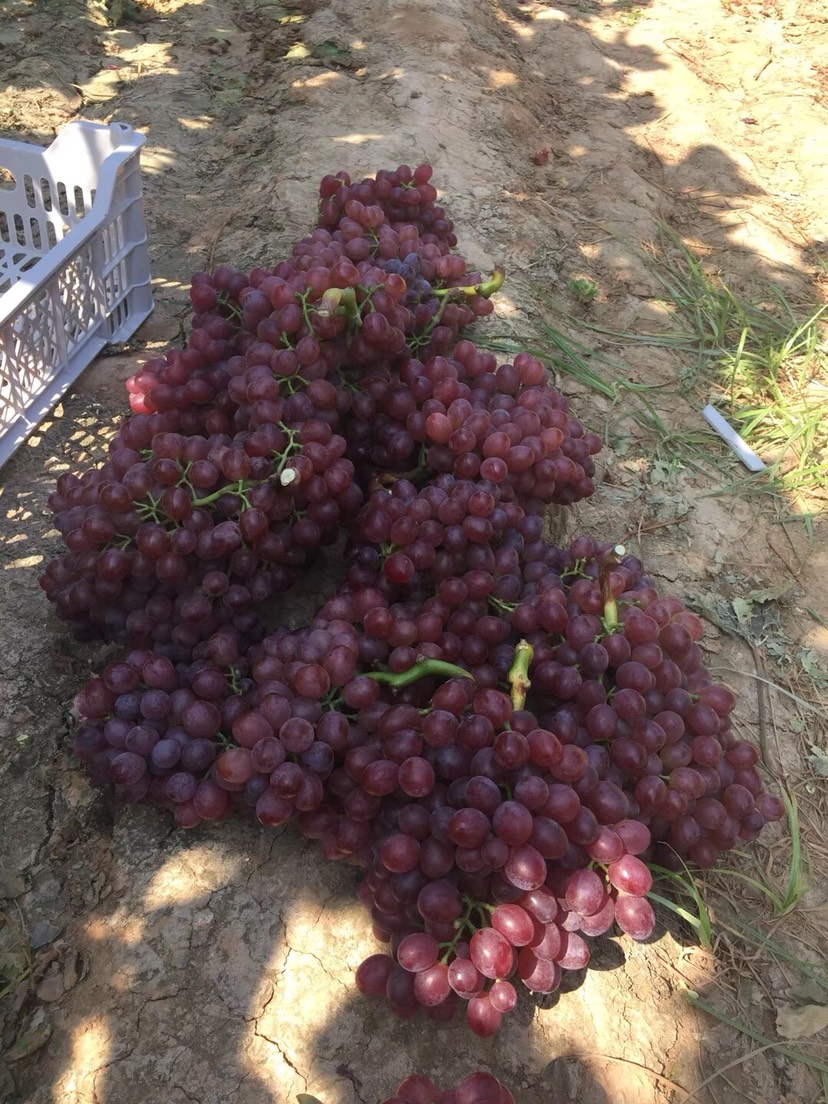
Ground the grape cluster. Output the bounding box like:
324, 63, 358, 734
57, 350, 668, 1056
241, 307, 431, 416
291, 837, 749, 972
379, 1073, 514, 1104
70, 529, 784, 1034
300, 1071, 514, 1104
343, 341, 601, 506
40, 415, 361, 647
50, 161, 782, 1043
127, 165, 505, 425
318, 164, 457, 245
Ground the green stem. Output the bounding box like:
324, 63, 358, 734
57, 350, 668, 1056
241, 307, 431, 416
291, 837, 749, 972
366, 657, 473, 688
438, 898, 478, 963
273, 424, 301, 484
374, 461, 430, 488
216, 291, 243, 322
508, 639, 533, 710
433, 265, 506, 300
600, 544, 626, 631
282, 374, 310, 396
176, 460, 193, 490
136, 492, 163, 524
313, 286, 362, 327
297, 290, 315, 332
408, 294, 451, 351
488, 595, 516, 614
563, 557, 588, 579
191, 479, 252, 508
321, 687, 345, 713
477, 264, 506, 297
437, 897, 496, 962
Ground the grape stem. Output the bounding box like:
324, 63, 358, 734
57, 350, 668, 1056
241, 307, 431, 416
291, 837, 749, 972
317, 285, 361, 327
373, 458, 430, 488
190, 425, 301, 505
191, 479, 252, 508
407, 293, 451, 351
438, 896, 495, 963
365, 657, 473, 687
273, 423, 301, 481
135, 491, 164, 523
600, 544, 626, 632
508, 639, 533, 710
488, 594, 516, 614
433, 265, 506, 300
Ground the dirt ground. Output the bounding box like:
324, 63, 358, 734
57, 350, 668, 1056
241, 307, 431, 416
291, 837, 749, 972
1, 0, 827, 1101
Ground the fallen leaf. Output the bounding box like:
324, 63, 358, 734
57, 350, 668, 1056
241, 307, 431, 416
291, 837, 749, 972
745, 581, 793, 603
29, 921, 61, 950
107, 0, 128, 25
214, 87, 243, 105
36, 971, 65, 1003
0, 950, 29, 980
0, 1060, 15, 1102
5, 1011, 51, 1063
62, 950, 86, 991
807, 745, 828, 778
285, 42, 310, 59
0, 867, 25, 899
730, 596, 753, 625
776, 1002, 828, 1039
786, 979, 828, 1005
311, 40, 355, 66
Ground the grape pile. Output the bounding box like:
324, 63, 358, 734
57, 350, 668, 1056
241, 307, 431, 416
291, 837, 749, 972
301, 1070, 514, 1104
45, 162, 782, 1041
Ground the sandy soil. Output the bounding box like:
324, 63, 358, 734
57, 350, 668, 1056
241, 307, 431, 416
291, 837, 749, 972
1, 0, 827, 1101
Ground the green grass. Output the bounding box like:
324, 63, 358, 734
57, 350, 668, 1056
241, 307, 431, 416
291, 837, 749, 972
644, 227, 828, 495
567, 276, 600, 301
647, 841, 825, 1099
648, 863, 714, 950
708, 788, 807, 916
493, 228, 827, 501
0, 907, 34, 1003
475, 325, 716, 472
684, 991, 828, 1076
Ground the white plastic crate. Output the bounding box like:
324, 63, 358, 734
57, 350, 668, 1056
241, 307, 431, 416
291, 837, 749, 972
0, 121, 153, 467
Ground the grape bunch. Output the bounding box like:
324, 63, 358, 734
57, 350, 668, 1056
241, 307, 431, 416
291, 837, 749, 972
69, 528, 783, 1033
340, 340, 600, 506
40, 415, 362, 645
384, 1073, 514, 1104
52, 159, 784, 1046
300, 1070, 514, 1104
347, 674, 658, 1034
318, 164, 457, 244
128, 164, 505, 426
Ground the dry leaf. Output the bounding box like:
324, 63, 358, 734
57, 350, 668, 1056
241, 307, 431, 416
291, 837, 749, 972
5, 1011, 51, 1063
776, 1003, 828, 1039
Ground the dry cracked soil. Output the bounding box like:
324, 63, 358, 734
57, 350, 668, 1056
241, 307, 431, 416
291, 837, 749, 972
1, 0, 827, 1102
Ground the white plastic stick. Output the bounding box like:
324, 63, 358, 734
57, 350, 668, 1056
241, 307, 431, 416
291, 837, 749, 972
702, 404, 767, 472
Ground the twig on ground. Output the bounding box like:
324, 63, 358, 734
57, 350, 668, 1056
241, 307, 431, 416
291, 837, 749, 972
621, 515, 688, 544
556, 1052, 689, 1097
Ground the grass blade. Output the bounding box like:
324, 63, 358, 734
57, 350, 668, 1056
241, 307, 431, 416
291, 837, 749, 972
685, 991, 828, 1075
